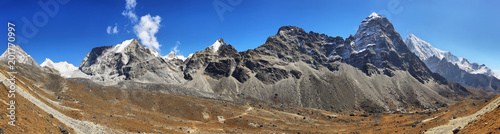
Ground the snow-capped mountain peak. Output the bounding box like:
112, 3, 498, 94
351, 12, 402, 53
367, 12, 382, 20
40, 58, 89, 78
404, 34, 496, 77
40, 58, 55, 68
109, 39, 162, 57
404, 34, 447, 60
359, 12, 384, 27
163, 51, 186, 61
209, 39, 224, 53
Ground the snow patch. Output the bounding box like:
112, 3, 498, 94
359, 12, 383, 27
147, 48, 162, 57
210, 39, 223, 53
163, 51, 186, 61
493, 70, 500, 79
470, 67, 489, 75
368, 12, 382, 19
111, 39, 135, 53
352, 12, 386, 52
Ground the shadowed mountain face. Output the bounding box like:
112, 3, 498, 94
405, 34, 500, 91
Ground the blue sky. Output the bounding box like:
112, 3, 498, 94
1, 0, 499, 73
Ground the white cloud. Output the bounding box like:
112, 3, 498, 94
106, 24, 119, 34
171, 41, 181, 54
113, 25, 118, 34
107, 26, 112, 34
166, 41, 192, 61
134, 14, 162, 50
122, 0, 138, 22
117, 0, 163, 51
164, 41, 187, 61
125, 0, 136, 10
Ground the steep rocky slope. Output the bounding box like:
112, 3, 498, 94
405, 34, 500, 91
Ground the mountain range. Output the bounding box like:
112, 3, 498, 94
1, 13, 490, 113
405, 34, 500, 91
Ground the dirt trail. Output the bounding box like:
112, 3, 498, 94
422, 111, 447, 123
425, 96, 500, 134
227, 106, 254, 119
0, 72, 114, 134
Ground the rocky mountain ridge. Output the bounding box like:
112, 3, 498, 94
172, 13, 470, 112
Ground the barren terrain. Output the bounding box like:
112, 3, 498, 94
1, 63, 499, 133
